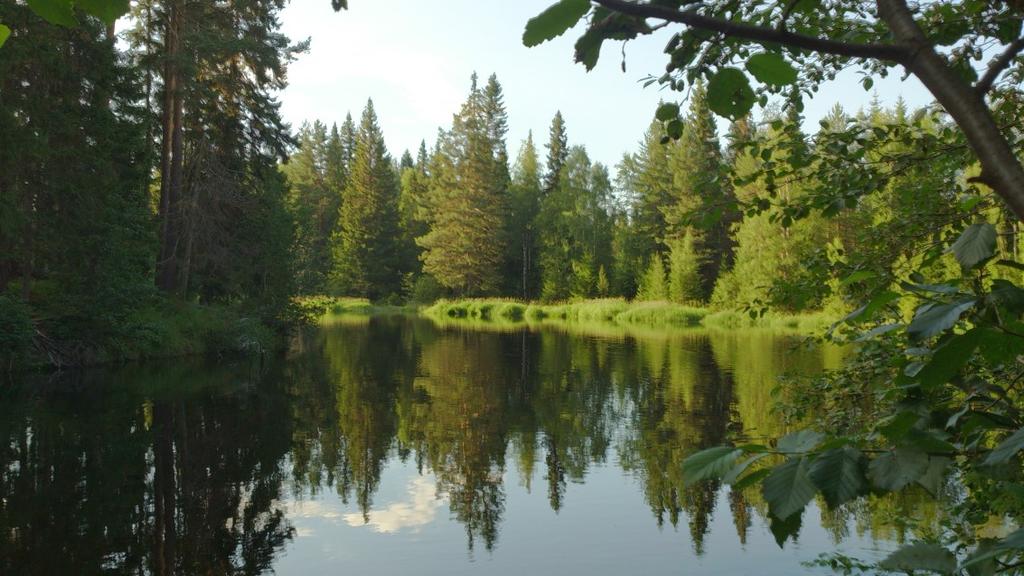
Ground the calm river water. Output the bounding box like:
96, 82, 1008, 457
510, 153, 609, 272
0, 315, 941, 574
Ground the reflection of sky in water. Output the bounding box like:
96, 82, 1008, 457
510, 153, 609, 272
344, 476, 446, 534
288, 471, 447, 537
275, 455, 896, 575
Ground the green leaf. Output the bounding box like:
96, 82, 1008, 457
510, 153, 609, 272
706, 67, 756, 120
906, 299, 977, 342
843, 290, 900, 324
916, 329, 982, 390
964, 541, 998, 576
655, 102, 680, 122
26, 0, 78, 27
879, 542, 957, 575
574, 29, 604, 70
768, 511, 803, 548
916, 456, 950, 497
731, 467, 771, 491
682, 446, 743, 486
808, 447, 867, 509
977, 326, 1024, 365
963, 529, 1024, 570
0, 24, 9, 48
984, 427, 1024, 466
523, 0, 590, 47
723, 452, 770, 485
745, 53, 798, 87
839, 270, 875, 287
948, 223, 997, 271
777, 429, 824, 454
762, 457, 816, 520
868, 447, 929, 491
988, 279, 1024, 312
76, 0, 130, 24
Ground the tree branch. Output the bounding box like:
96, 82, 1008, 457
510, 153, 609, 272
591, 0, 910, 62
876, 0, 1024, 222
976, 37, 1024, 96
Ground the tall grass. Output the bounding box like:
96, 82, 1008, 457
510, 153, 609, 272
424, 298, 710, 328
423, 297, 835, 333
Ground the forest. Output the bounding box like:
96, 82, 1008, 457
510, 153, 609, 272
5, 0, 1024, 574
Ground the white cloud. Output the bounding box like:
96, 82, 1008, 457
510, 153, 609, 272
344, 477, 446, 534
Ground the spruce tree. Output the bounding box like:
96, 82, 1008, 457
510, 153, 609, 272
418, 75, 508, 295
668, 232, 703, 303
283, 121, 338, 293
398, 140, 431, 278
665, 81, 733, 298
340, 112, 357, 172
537, 146, 611, 300
508, 132, 543, 298
330, 99, 402, 299
637, 255, 668, 301
543, 111, 569, 195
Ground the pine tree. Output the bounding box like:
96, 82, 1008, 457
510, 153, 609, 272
399, 150, 415, 171
283, 121, 338, 293
399, 140, 431, 278
543, 111, 569, 196
668, 232, 703, 303
330, 100, 402, 299
537, 146, 611, 300
665, 81, 733, 298
628, 120, 674, 260
508, 132, 543, 298
418, 75, 508, 295
326, 123, 348, 193
637, 255, 668, 301
340, 112, 357, 172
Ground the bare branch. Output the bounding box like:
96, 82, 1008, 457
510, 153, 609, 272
976, 37, 1024, 96
591, 0, 910, 62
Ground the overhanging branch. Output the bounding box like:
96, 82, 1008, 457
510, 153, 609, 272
976, 37, 1024, 96
591, 0, 909, 62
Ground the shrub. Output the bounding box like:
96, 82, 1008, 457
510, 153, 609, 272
0, 296, 33, 367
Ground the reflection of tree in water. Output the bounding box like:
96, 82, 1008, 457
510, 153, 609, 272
0, 318, 931, 570
0, 362, 295, 575
287, 316, 417, 519
618, 336, 737, 554
408, 329, 512, 551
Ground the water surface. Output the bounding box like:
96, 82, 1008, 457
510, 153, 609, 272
0, 315, 939, 574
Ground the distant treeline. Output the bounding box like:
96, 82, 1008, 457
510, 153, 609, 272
286, 74, 989, 315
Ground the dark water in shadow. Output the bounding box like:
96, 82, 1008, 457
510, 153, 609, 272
0, 315, 939, 575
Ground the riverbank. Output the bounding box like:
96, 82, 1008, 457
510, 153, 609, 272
422, 298, 836, 332
1, 296, 279, 371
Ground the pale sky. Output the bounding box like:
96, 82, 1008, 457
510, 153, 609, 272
279, 0, 933, 169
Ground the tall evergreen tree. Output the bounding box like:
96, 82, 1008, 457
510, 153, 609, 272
418, 74, 508, 295
399, 140, 431, 278
283, 121, 342, 293
340, 112, 357, 172
508, 133, 543, 298
330, 100, 402, 299
543, 111, 569, 196
665, 81, 733, 298
537, 146, 612, 300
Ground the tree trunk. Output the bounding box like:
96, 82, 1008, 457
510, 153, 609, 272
156, 0, 184, 294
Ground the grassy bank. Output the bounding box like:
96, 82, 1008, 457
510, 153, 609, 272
422, 297, 836, 333
295, 296, 417, 321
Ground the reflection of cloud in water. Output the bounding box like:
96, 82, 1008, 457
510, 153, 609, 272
344, 477, 445, 534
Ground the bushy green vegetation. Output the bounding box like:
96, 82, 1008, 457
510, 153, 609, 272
423, 297, 840, 333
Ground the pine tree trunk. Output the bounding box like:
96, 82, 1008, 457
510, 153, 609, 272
156, 0, 183, 294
